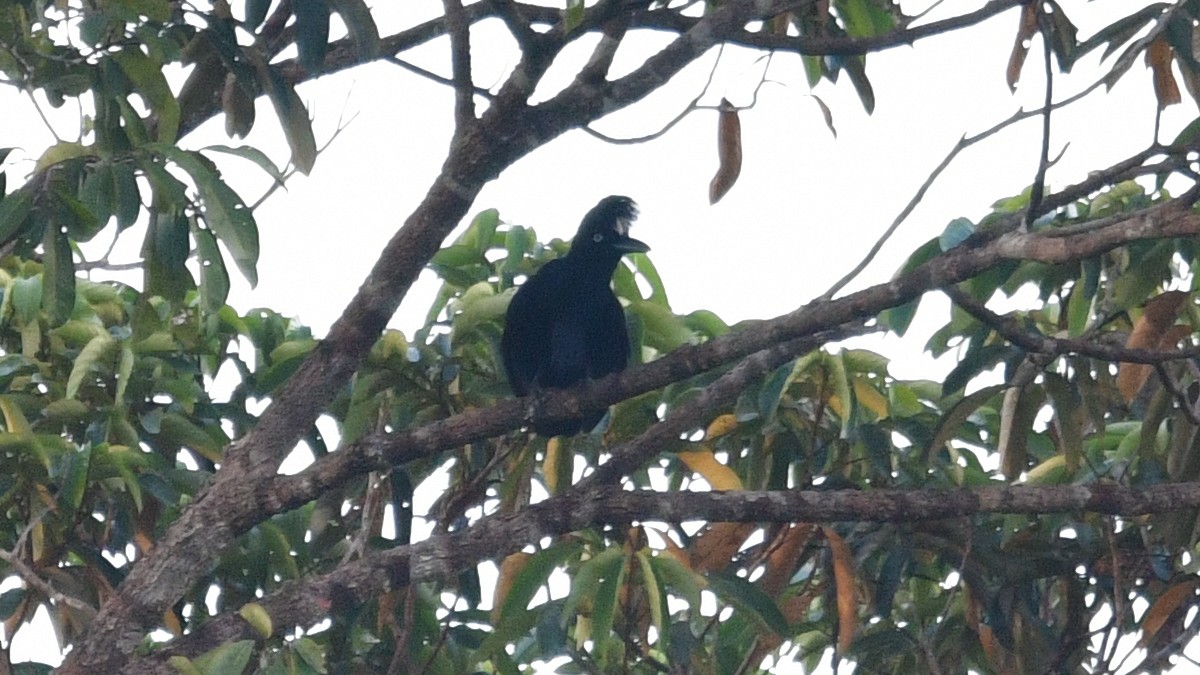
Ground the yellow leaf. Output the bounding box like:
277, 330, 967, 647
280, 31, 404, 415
0, 396, 32, 435
162, 608, 183, 637
705, 413, 738, 440
853, 379, 889, 419
543, 437, 562, 494
1140, 580, 1197, 647
491, 552, 531, 624
822, 526, 857, 653
240, 602, 273, 639
678, 448, 742, 491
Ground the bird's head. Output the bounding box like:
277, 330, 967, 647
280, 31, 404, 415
571, 195, 650, 258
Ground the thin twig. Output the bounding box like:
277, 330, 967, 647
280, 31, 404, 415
944, 285, 1200, 367
820, 74, 1109, 301
583, 44, 725, 144
1024, 5, 1055, 228
443, 0, 476, 130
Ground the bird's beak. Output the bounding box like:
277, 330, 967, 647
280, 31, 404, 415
613, 237, 650, 254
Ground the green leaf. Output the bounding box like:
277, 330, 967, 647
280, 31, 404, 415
939, 217, 974, 251
10, 276, 42, 326
565, 0, 585, 32
58, 444, 92, 513
42, 221, 76, 326
0, 191, 33, 244
925, 384, 1004, 465
54, 186, 103, 242
142, 211, 192, 302
476, 540, 583, 659
0, 587, 24, 620
80, 163, 115, 232
67, 334, 114, 399
1067, 260, 1099, 336
113, 162, 141, 231
561, 546, 624, 625
706, 571, 791, 637
880, 237, 942, 336
151, 146, 259, 286
193, 225, 231, 313
203, 145, 286, 187
589, 549, 627, 665
263, 69, 317, 175
113, 49, 181, 144
456, 208, 500, 253
293, 0, 331, 73
191, 640, 254, 675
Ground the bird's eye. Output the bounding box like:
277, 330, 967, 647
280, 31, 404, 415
592, 233, 604, 242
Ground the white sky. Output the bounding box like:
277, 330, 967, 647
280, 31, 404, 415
0, 0, 1193, 670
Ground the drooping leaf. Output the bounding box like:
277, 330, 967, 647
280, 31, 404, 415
263, 68, 317, 175
42, 218, 76, 327
1006, 3, 1039, 90
706, 571, 790, 637
113, 49, 181, 143
709, 100, 742, 204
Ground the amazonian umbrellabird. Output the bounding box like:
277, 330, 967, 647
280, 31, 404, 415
501, 195, 650, 436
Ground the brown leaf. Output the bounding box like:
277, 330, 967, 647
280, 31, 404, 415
1139, 580, 1197, 647
1006, 3, 1039, 91
1147, 37, 1182, 109
1116, 290, 1190, 402
756, 524, 816, 596
689, 522, 756, 573
822, 526, 857, 653
709, 99, 742, 204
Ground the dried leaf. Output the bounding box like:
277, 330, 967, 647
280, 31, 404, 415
822, 526, 857, 653
1117, 291, 1189, 402
709, 99, 742, 204
757, 524, 816, 596
1139, 580, 1196, 647
1007, 3, 1039, 91
1148, 36, 1182, 109
809, 93, 837, 138
689, 522, 756, 573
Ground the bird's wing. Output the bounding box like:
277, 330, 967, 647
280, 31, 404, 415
586, 290, 631, 380
501, 260, 565, 395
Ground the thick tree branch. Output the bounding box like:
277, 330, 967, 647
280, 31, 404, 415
129, 480, 1200, 672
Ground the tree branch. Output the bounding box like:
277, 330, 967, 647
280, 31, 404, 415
443, 0, 476, 130
128, 480, 1200, 672
944, 284, 1200, 366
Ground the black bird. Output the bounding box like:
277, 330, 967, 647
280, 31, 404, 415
501, 195, 650, 436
